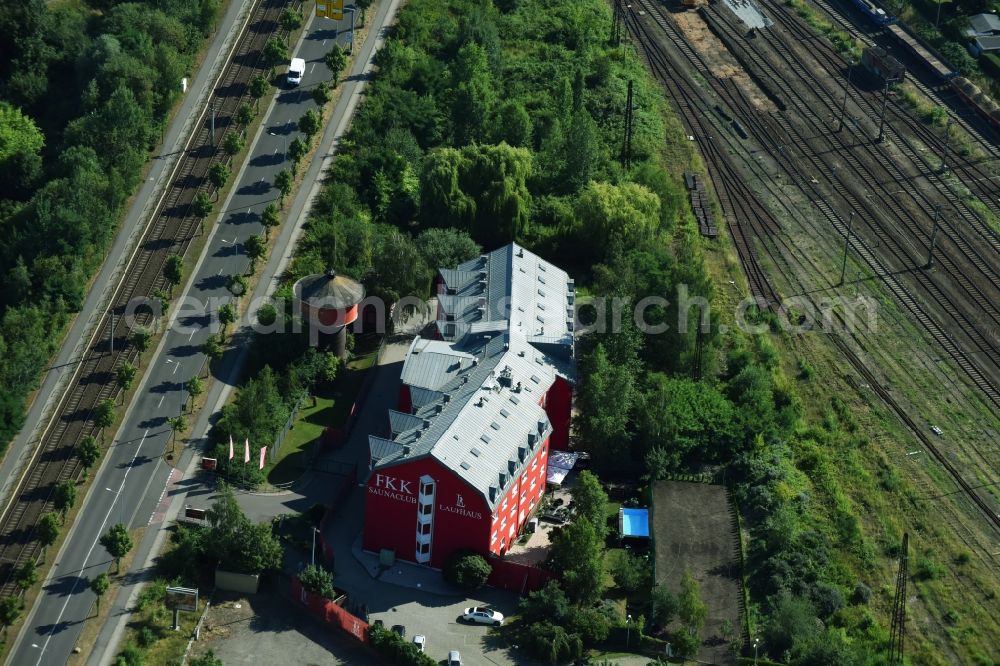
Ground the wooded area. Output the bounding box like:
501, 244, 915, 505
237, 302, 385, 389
0, 0, 221, 450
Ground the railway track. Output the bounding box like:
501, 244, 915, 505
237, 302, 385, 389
0, 0, 292, 596
625, 0, 1000, 533
698, 2, 1000, 407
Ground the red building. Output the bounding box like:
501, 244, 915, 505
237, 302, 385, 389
363, 243, 575, 569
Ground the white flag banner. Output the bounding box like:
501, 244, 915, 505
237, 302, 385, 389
244, 438, 250, 463
228, 435, 234, 460
259, 446, 267, 470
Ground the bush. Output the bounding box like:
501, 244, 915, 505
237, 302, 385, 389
136, 625, 158, 649
648, 585, 678, 630
368, 624, 436, 666
299, 564, 335, 599
671, 627, 700, 658
851, 582, 872, 605
610, 549, 649, 595
115, 642, 145, 666
524, 621, 584, 664
442, 550, 492, 590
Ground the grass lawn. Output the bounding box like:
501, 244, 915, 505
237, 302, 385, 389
265, 336, 380, 485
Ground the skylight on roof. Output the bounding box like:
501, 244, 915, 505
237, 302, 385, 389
471, 447, 481, 456
491, 421, 500, 430
530, 374, 541, 384
480, 433, 491, 444
510, 395, 520, 405
500, 408, 510, 418
460, 461, 471, 470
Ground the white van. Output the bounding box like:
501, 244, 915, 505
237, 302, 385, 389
287, 57, 305, 86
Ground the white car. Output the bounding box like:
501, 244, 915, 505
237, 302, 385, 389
462, 607, 504, 626
412, 634, 426, 652
448, 650, 462, 666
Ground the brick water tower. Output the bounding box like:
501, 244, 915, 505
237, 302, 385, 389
293, 270, 365, 359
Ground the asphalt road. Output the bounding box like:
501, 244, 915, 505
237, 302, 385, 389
6, 9, 357, 665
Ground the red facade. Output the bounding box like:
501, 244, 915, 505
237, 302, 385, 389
362, 439, 549, 569
544, 376, 572, 451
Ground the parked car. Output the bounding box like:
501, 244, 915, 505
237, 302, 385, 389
448, 650, 462, 666
462, 607, 504, 626
391, 624, 406, 638
412, 634, 426, 652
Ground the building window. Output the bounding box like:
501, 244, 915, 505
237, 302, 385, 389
531, 458, 537, 470
421, 504, 432, 515
530, 479, 536, 493
520, 491, 526, 504
491, 532, 498, 543
501, 516, 507, 529
420, 480, 433, 495
502, 498, 508, 511
420, 522, 431, 535
419, 542, 430, 554
530, 500, 535, 511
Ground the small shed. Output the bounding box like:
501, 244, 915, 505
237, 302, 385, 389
619, 507, 650, 539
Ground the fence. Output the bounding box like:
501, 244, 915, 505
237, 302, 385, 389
290, 576, 368, 643
486, 558, 554, 595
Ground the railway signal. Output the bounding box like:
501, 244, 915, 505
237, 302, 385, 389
837, 59, 855, 132
875, 77, 900, 143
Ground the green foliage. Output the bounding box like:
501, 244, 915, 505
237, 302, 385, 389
192, 190, 213, 222
189, 650, 224, 666
677, 570, 707, 632
609, 550, 649, 595
205, 484, 282, 575
38, 511, 61, 550
223, 130, 245, 156
574, 343, 636, 465
186, 375, 204, 410
95, 399, 116, 440
116, 361, 138, 398
54, 479, 77, 519
260, 202, 281, 238
218, 303, 237, 334
244, 234, 267, 273
299, 564, 335, 599
547, 517, 605, 606
280, 8, 303, 34
324, 47, 348, 85
647, 585, 678, 630
312, 81, 332, 106
101, 522, 134, 573
90, 572, 110, 611
226, 274, 248, 297
15, 559, 38, 590
249, 75, 269, 109
571, 470, 609, 540
367, 624, 437, 666
209, 162, 231, 191
274, 169, 293, 203
298, 109, 321, 138
77, 435, 101, 473
414, 228, 481, 268
0, 596, 21, 635
442, 551, 492, 590
201, 333, 224, 363
264, 38, 288, 69
524, 621, 584, 664
164, 254, 184, 291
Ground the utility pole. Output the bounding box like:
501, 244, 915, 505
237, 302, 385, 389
838, 60, 855, 132
621, 79, 634, 168
888, 533, 909, 666
939, 116, 952, 173
611, 0, 623, 46
840, 210, 855, 285
925, 206, 941, 269
109, 311, 115, 355
210, 104, 216, 146
935, 0, 944, 28
876, 78, 895, 143
344, 6, 357, 54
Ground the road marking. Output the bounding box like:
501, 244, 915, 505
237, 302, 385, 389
217, 268, 223, 275
35, 429, 149, 665
273, 148, 278, 154
172, 362, 180, 376
188, 330, 195, 341
310, 63, 316, 73
157, 395, 164, 408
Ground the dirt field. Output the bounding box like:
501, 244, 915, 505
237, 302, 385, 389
652, 481, 741, 664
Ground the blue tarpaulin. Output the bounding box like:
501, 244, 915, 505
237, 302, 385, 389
619, 508, 649, 538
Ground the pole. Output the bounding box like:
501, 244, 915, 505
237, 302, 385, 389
840, 211, 855, 285
838, 61, 854, 132
173, 608, 180, 631
935, 0, 943, 28
625, 614, 632, 648
210, 105, 216, 146
110, 311, 114, 355
926, 206, 940, 269
311, 527, 317, 566
876, 78, 893, 142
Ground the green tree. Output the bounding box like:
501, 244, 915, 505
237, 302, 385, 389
451, 43, 496, 145
90, 573, 110, 614
414, 228, 481, 269
638, 374, 735, 467
205, 484, 282, 574
222, 130, 245, 156
460, 143, 532, 246
152, 289, 170, 320
443, 551, 492, 591
298, 109, 321, 139
648, 585, 679, 630
193, 191, 212, 232
263, 38, 288, 71
0, 597, 21, 638
77, 436, 101, 478
185, 376, 204, 412
562, 107, 601, 192
38, 512, 61, 557
274, 169, 293, 207
54, 479, 77, 522
324, 46, 347, 85
575, 181, 660, 259
249, 75, 269, 111
299, 564, 335, 599
547, 518, 604, 606
164, 254, 184, 295
419, 148, 475, 229
218, 303, 237, 337
131, 327, 152, 367
571, 470, 609, 539
235, 102, 255, 127
678, 570, 708, 634
279, 8, 303, 42
244, 234, 266, 274
15, 559, 38, 590
209, 162, 230, 197
610, 549, 648, 594
367, 227, 430, 304
312, 81, 331, 106
0, 102, 44, 196
100, 523, 134, 574
575, 343, 636, 465
95, 399, 116, 443
494, 101, 533, 147
260, 202, 280, 239
168, 414, 187, 456
226, 274, 248, 297
201, 333, 224, 371
288, 136, 308, 173
115, 361, 137, 403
